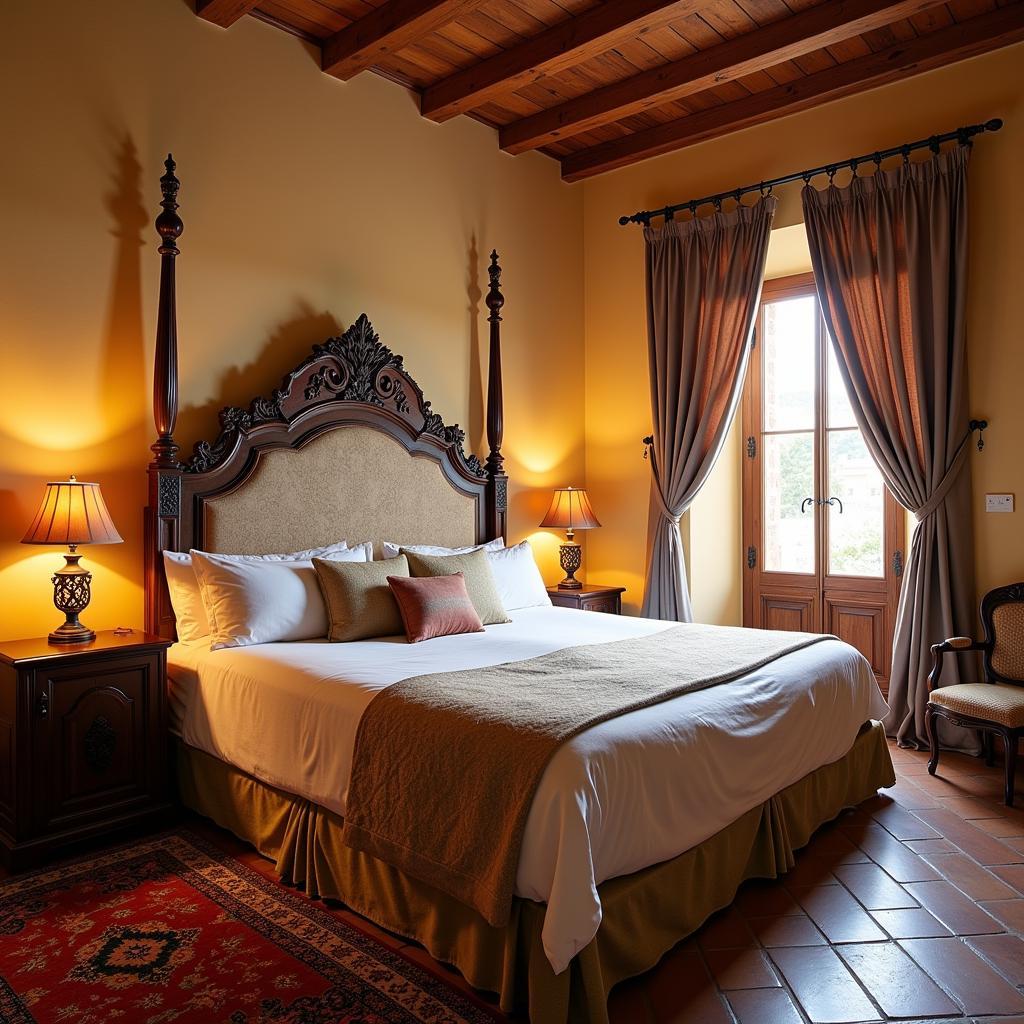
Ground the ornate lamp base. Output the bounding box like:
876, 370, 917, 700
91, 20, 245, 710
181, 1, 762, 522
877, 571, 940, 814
49, 549, 96, 645
557, 541, 583, 590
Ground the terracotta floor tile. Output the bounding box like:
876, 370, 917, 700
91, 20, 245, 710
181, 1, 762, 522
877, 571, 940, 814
695, 906, 757, 950
900, 937, 1024, 1016
1003, 835, 1024, 854
702, 947, 780, 990
644, 948, 733, 1024
735, 881, 803, 918
805, 827, 872, 863
870, 907, 952, 938
966, 932, 1024, 986
842, 821, 940, 882
748, 913, 827, 947
989, 863, 1024, 894
790, 883, 887, 943
786, 853, 839, 887
978, 897, 1024, 932
833, 862, 919, 910
912, 809, 1024, 865
888, 778, 941, 810
769, 946, 881, 1022
727, 988, 805, 1024
920, 852, 1020, 900
871, 801, 941, 841
905, 838, 958, 856
974, 815, 1024, 839
836, 942, 960, 1019
935, 796, 1008, 821
904, 880, 1005, 935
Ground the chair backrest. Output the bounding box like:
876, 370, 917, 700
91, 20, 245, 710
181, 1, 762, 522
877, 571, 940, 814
981, 583, 1024, 685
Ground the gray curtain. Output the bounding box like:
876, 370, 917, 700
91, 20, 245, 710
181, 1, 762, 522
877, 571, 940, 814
802, 146, 977, 750
641, 199, 776, 621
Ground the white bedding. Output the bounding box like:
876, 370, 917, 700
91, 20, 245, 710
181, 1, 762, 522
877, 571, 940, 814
168, 606, 888, 973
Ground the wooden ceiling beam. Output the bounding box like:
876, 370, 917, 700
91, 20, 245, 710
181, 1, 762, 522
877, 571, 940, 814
420, 0, 704, 123
196, 0, 260, 28
561, 2, 1024, 182
322, 0, 487, 81
501, 0, 952, 155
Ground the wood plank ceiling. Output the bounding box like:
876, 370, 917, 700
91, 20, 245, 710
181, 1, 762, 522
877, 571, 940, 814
196, 0, 1024, 181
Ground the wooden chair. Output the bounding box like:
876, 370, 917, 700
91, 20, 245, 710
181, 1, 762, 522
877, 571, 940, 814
926, 582, 1024, 806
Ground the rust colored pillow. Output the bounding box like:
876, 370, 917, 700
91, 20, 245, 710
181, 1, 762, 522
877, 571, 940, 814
387, 572, 485, 643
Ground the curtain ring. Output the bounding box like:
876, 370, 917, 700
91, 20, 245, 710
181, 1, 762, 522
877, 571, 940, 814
713, 197, 723, 212
928, 135, 940, 154
901, 145, 911, 166
733, 188, 742, 206
872, 151, 882, 169
801, 171, 813, 185
665, 208, 675, 222
688, 200, 698, 216
826, 165, 837, 184
850, 158, 859, 177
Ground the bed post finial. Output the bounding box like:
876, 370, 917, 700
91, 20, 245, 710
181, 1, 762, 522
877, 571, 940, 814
152, 153, 182, 466
484, 249, 507, 541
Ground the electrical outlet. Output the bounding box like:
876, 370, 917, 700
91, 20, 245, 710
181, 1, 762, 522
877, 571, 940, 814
985, 493, 1014, 513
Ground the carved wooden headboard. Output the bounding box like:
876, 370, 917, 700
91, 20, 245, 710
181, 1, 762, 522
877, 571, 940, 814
143, 156, 508, 641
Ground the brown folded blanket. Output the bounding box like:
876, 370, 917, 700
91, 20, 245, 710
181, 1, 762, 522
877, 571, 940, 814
343, 623, 831, 927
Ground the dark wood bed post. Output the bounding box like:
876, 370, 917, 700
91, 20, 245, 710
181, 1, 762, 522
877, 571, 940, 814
484, 250, 508, 541
144, 155, 184, 639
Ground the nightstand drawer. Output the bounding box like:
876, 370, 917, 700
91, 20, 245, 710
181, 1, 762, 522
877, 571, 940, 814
546, 585, 625, 615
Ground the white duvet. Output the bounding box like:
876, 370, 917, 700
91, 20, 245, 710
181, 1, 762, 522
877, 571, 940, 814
168, 606, 888, 973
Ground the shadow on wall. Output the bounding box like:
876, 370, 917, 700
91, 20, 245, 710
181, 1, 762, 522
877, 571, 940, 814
0, 132, 149, 639
176, 305, 343, 457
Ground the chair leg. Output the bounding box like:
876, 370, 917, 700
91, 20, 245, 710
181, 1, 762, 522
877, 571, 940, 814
983, 731, 995, 767
1004, 730, 1018, 808
926, 704, 940, 776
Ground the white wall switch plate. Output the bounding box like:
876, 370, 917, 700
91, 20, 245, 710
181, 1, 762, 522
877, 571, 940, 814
985, 493, 1014, 513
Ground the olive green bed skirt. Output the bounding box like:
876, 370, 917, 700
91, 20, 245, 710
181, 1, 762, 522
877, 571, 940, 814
177, 721, 894, 1024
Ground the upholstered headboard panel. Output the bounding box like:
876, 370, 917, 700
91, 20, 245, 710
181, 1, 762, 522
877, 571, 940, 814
205, 426, 478, 555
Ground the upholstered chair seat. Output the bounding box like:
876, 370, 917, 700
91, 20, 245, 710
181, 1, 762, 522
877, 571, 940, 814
929, 683, 1024, 729
926, 583, 1024, 807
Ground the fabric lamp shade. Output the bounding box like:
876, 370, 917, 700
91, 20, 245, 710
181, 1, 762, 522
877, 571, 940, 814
22, 476, 123, 547
539, 488, 601, 532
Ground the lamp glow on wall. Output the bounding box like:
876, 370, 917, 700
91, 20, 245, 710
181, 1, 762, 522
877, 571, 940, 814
539, 486, 601, 589
21, 476, 123, 644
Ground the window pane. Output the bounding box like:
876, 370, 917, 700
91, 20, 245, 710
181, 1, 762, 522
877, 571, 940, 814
763, 296, 816, 431
826, 341, 857, 429
763, 432, 815, 574
827, 429, 884, 577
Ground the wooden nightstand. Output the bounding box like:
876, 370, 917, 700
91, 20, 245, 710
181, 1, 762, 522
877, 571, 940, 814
0, 630, 174, 869
546, 584, 625, 615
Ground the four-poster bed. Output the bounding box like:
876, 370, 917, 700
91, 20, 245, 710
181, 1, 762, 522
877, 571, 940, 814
145, 157, 894, 1024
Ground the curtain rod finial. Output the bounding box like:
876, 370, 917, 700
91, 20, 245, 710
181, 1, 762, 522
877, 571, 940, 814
985, 118, 1003, 132
618, 215, 630, 226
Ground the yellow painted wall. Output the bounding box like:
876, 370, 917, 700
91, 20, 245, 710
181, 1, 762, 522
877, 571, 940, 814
0, 0, 583, 641
583, 44, 1024, 622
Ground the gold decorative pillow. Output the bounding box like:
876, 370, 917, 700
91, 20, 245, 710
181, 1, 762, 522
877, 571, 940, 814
402, 548, 511, 626
312, 554, 409, 642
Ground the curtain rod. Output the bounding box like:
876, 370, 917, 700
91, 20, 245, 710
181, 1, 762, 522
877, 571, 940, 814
618, 118, 1003, 227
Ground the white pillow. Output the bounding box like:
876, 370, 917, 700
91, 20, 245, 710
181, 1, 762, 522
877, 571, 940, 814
381, 537, 505, 559
162, 541, 364, 643
486, 541, 551, 611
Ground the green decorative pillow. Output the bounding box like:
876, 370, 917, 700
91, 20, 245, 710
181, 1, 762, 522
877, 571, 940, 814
402, 548, 511, 626
313, 554, 409, 642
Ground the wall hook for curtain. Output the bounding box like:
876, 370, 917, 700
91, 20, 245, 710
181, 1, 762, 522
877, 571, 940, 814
969, 419, 988, 451
642, 434, 654, 459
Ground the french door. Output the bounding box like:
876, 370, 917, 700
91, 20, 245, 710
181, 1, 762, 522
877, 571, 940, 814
741, 274, 903, 695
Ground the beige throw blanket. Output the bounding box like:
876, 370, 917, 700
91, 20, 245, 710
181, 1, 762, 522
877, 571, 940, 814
343, 623, 831, 926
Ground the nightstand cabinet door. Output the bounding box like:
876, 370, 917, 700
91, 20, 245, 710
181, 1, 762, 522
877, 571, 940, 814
30, 653, 165, 836
581, 594, 621, 615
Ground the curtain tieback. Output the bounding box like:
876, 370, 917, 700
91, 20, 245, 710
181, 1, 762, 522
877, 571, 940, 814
914, 430, 971, 522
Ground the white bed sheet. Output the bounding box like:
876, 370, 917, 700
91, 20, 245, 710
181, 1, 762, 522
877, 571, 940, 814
168, 606, 888, 973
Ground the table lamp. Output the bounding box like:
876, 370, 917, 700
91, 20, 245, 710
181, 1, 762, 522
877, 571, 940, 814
539, 486, 601, 590
21, 476, 124, 644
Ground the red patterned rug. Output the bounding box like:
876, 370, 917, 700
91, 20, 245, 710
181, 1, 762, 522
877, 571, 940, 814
0, 831, 502, 1023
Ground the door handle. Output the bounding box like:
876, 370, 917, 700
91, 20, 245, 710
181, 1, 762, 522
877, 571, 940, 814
800, 497, 815, 514
825, 496, 843, 514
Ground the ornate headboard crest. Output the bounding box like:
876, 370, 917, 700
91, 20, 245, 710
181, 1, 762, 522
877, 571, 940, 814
182, 314, 486, 481
143, 156, 508, 639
